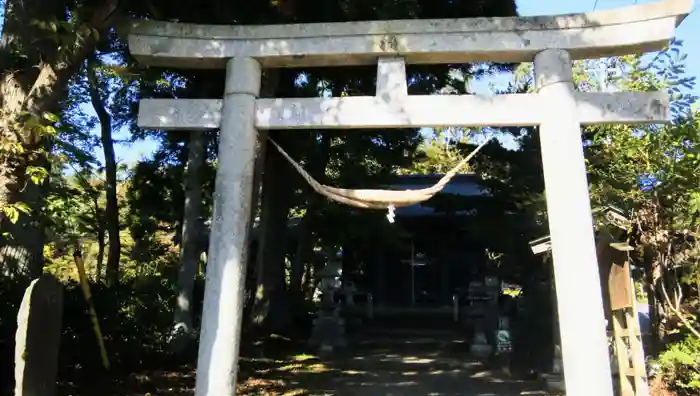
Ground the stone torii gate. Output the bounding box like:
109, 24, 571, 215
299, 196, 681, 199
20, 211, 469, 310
128, 1, 691, 395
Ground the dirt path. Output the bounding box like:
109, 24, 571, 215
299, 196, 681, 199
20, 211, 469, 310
270, 337, 548, 396
102, 336, 549, 396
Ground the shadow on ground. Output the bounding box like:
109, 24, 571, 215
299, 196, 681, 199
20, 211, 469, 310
103, 336, 548, 396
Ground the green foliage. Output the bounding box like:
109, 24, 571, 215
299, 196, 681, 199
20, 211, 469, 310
654, 336, 700, 394
586, 41, 699, 221
580, 42, 700, 391
0, 202, 31, 224
0, 276, 204, 392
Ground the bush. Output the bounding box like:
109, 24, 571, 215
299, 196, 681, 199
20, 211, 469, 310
654, 335, 700, 395
0, 276, 206, 393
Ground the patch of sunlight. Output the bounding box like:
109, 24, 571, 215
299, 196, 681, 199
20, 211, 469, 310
277, 362, 331, 374
393, 381, 419, 386
471, 371, 510, 383
341, 370, 366, 375
278, 363, 305, 371
305, 363, 331, 373
282, 389, 309, 396
402, 371, 419, 376
237, 377, 287, 394
401, 356, 434, 364
471, 370, 495, 379
291, 354, 317, 362
429, 370, 445, 375
255, 284, 265, 299
240, 357, 285, 364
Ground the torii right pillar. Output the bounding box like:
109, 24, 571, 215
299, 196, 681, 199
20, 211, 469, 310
535, 48, 615, 396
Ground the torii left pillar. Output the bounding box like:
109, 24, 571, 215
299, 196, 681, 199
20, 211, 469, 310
195, 57, 261, 396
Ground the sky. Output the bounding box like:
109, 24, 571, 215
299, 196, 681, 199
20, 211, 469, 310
2, 0, 698, 165
471, 0, 700, 94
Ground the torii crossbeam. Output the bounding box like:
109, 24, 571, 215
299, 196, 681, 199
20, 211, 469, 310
128, 1, 692, 396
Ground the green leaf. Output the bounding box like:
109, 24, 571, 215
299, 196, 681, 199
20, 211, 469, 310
26, 166, 49, 185
43, 112, 60, 123
2, 206, 19, 224
14, 202, 31, 214
689, 192, 700, 214
43, 125, 57, 135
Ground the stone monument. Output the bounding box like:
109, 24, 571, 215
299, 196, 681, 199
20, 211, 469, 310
309, 251, 347, 353
495, 315, 513, 375
466, 278, 499, 358
15, 274, 64, 396
342, 280, 358, 308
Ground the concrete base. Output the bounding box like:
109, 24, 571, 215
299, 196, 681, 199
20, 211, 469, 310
541, 373, 566, 394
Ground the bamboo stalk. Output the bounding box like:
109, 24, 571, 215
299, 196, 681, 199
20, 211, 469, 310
73, 248, 111, 369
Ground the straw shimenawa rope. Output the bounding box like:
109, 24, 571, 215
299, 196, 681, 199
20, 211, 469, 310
267, 136, 493, 209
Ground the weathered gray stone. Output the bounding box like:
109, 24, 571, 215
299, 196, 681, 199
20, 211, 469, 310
535, 48, 614, 396
194, 57, 261, 396
309, 260, 347, 352
14, 274, 64, 396
128, 0, 690, 68
138, 90, 669, 131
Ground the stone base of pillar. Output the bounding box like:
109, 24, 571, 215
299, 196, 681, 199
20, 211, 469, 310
470, 325, 493, 359
541, 373, 566, 393
470, 343, 493, 359
540, 344, 566, 393
308, 311, 347, 353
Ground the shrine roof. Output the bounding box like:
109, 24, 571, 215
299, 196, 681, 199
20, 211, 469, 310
388, 173, 489, 218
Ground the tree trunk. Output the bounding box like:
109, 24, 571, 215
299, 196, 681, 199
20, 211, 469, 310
244, 69, 281, 299
643, 244, 665, 355
0, 153, 49, 278
290, 133, 333, 295
250, 135, 296, 334
169, 132, 205, 354
87, 56, 121, 286
0, 0, 122, 278
96, 228, 105, 281
246, 69, 281, 229
302, 260, 313, 297
94, 196, 105, 281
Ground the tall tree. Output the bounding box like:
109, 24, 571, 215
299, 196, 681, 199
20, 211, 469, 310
0, 0, 122, 277
87, 55, 121, 285
169, 132, 205, 353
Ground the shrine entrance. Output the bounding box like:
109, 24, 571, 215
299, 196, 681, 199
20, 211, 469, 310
128, 1, 690, 395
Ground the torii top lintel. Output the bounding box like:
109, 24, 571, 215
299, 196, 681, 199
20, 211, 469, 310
128, 0, 691, 69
